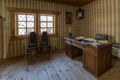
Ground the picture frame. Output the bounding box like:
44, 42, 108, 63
66, 12, 72, 24
76, 8, 84, 19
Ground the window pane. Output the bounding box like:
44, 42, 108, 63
48, 22, 53, 27
18, 15, 26, 21
40, 16, 46, 21
47, 28, 53, 34
16, 13, 36, 36
27, 15, 34, 21
27, 29, 34, 35
18, 29, 26, 35
41, 28, 46, 33
27, 22, 34, 27
47, 16, 53, 21
41, 22, 46, 27
18, 22, 26, 28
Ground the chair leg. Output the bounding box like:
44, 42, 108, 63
27, 50, 29, 64
41, 47, 43, 56
49, 47, 51, 56
36, 48, 39, 57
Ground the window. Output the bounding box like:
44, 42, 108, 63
7, 8, 60, 37
15, 13, 36, 36
39, 14, 55, 34
14, 12, 57, 37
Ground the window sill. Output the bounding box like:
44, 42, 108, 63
10, 33, 58, 40
10, 36, 28, 40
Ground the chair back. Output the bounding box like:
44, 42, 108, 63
28, 32, 37, 47
40, 31, 49, 45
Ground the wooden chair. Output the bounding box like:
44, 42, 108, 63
26, 32, 38, 62
38, 31, 51, 56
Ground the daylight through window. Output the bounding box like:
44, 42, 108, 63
15, 13, 56, 36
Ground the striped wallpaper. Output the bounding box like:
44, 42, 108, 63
118, 0, 120, 43
0, 0, 120, 58
0, 17, 4, 60
80, 0, 120, 43
0, 0, 80, 58
0, 0, 4, 60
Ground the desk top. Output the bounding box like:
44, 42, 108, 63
65, 37, 110, 47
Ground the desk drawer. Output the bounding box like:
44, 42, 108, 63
85, 45, 97, 55
72, 40, 84, 49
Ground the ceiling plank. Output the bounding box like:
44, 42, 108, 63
34, 0, 96, 7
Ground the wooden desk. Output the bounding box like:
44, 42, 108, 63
65, 38, 112, 77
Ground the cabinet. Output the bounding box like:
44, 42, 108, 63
83, 44, 112, 77
65, 41, 72, 58
65, 41, 83, 58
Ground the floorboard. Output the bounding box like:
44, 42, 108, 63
0, 50, 120, 80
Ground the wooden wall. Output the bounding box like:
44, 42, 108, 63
0, 0, 3, 60
0, 17, 4, 60
0, 0, 80, 58
79, 0, 120, 43
119, 0, 120, 43
0, 0, 120, 58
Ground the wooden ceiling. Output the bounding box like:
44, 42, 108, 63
35, 0, 96, 7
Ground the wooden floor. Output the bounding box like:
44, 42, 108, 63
0, 50, 120, 80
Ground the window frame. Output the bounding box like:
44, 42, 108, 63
7, 7, 60, 39
39, 14, 56, 35
15, 12, 36, 36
